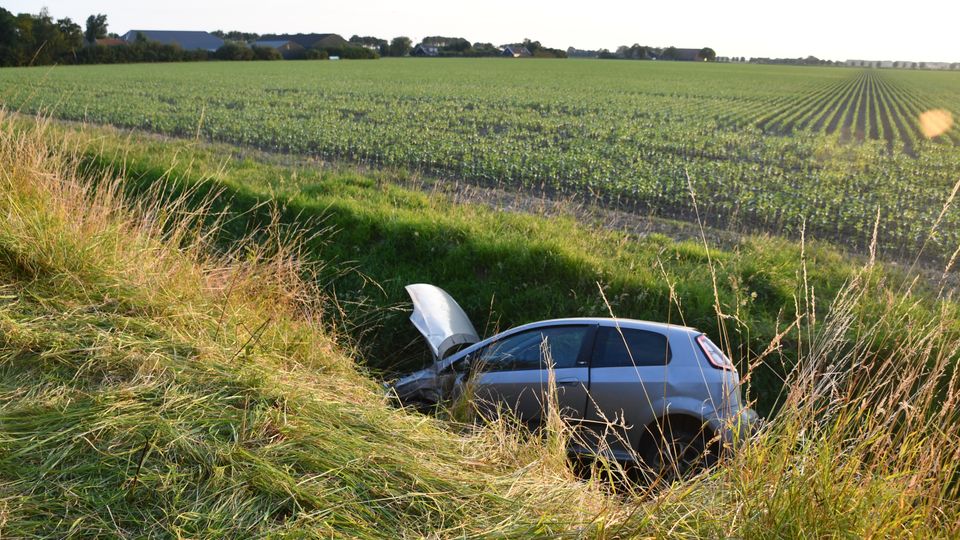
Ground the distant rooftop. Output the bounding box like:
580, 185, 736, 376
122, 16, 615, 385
121, 30, 224, 51
252, 40, 294, 49
258, 33, 348, 50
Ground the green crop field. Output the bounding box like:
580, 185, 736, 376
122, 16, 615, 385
2, 59, 959, 260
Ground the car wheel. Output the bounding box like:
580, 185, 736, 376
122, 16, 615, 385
639, 418, 715, 484
403, 398, 436, 414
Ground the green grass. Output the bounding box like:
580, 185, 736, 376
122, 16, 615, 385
2, 109, 960, 538
2, 60, 959, 261
46, 118, 958, 418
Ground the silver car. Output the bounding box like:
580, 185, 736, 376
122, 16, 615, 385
391, 284, 757, 468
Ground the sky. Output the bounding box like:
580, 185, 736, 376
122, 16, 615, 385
5, 0, 960, 62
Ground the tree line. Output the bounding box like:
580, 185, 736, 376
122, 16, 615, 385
411, 37, 566, 58
0, 8, 213, 66
0, 8, 385, 67
0, 8, 218, 66
568, 44, 717, 61
0, 8, 86, 67
0, 6, 604, 68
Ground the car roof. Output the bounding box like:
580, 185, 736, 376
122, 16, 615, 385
436, 317, 700, 369
509, 317, 699, 335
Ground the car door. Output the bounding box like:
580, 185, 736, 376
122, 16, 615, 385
584, 325, 672, 457
471, 324, 594, 426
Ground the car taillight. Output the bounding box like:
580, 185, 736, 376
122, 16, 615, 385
696, 334, 734, 371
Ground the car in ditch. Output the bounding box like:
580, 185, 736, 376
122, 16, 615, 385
390, 283, 757, 471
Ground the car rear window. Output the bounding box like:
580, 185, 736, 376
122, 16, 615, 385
591, 326, 670, 368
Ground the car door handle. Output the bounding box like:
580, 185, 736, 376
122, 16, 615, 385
555, 378, 579, 386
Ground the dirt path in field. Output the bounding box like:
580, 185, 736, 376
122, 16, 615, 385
40, 115, 960, 293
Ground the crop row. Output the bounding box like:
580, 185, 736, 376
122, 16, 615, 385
738, 70, 959, 154
0, 60, 958, 263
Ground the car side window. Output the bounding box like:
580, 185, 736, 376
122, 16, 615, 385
592, 326, 670, 368
476, 326, 590, 372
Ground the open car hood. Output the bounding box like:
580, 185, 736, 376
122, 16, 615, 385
405, 284, 480, 360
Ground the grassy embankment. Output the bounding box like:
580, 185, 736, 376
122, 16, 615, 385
1, 116, 959, 536
56, 118, 959, 417
0, 116, 618, 537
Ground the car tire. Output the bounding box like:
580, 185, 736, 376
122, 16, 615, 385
404, 398, 436, 414
639, 418, 716, 484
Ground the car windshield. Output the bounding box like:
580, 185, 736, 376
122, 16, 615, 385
477, 326, 590, 371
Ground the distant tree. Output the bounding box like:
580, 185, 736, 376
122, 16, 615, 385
350, 35, 388, 55
439, 37, 471, 54
421, 35, 457, 46
629, 44, 647, 59
608, 44, 650, 60
699, 47, 716, 61
251, 45, 281, 60
388, 36, 412, 56
212, 30, 260, 43
304, 48, 329, 60
84, 13, 107, 44
0, 8, 18, 66
520, 38, 566, 58
466, 42, 499, 56
57, 17, 83, 51
215, 42, 253, 61
11, 9, 82, 65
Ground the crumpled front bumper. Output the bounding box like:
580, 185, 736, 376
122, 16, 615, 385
384, 368, 441, 407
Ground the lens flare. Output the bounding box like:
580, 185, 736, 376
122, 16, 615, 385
918, 109, 954, 139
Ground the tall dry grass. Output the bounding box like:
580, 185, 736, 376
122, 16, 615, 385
0, 114, 619, 537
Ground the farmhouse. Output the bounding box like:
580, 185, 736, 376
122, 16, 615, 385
412, 44, 441, 57
252, 40, 305, 58
121, 30, 224, 51
501, 46, 532, 58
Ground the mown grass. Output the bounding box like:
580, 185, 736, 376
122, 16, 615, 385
2, 115, 959, 537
